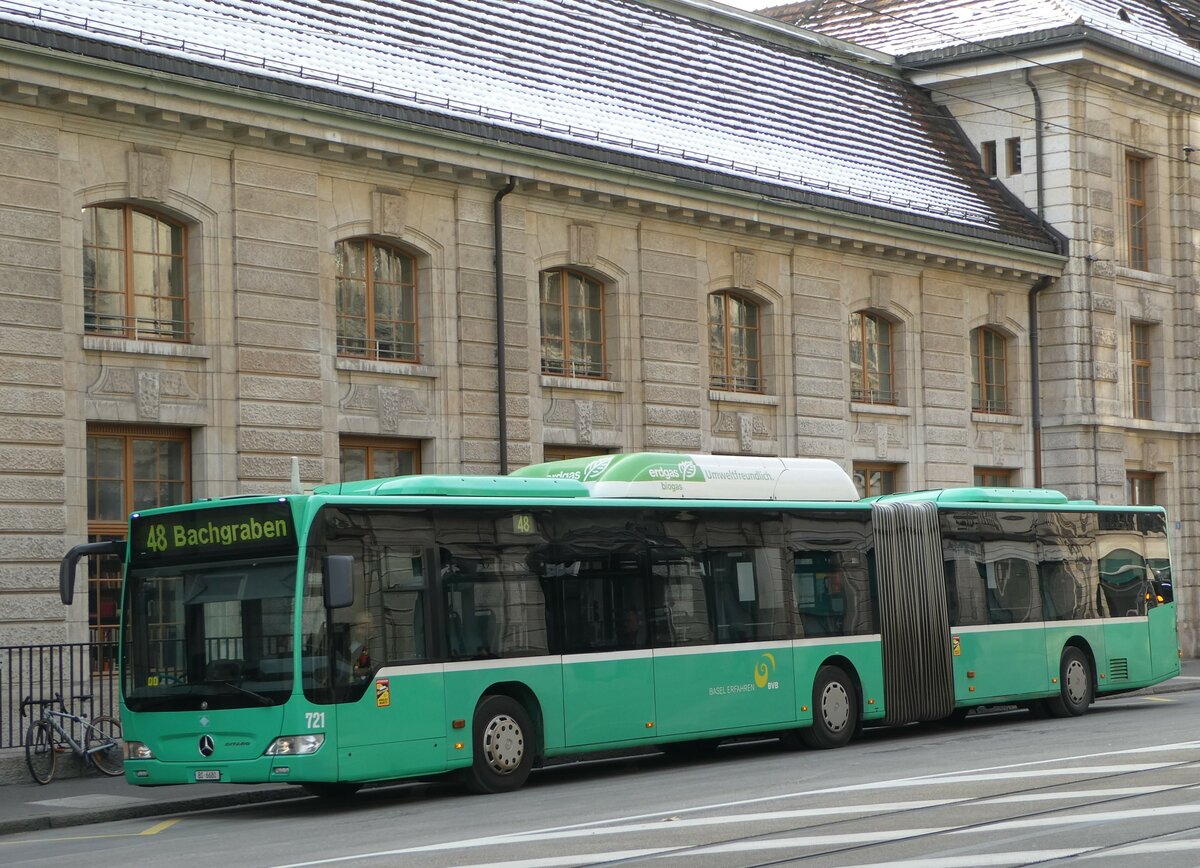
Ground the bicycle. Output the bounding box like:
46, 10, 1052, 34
20, 692, 124, 784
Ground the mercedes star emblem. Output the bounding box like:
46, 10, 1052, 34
199, 734, 215, 757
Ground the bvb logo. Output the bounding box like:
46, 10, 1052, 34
754, 652, 776, 689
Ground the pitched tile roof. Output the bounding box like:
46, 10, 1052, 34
0, 0, 1058, 250
760, 0, 1200, 67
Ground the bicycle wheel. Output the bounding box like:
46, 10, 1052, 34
25, 720, 57, 784
85, 715, 124, 776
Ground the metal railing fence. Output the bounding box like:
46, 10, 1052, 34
0, 642, 121, 749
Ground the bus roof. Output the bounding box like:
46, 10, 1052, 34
870, 487, 1072, 505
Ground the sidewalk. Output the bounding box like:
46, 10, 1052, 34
0, 659, 1196, 837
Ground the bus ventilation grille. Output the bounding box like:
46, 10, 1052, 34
1108, 658, 1129, 681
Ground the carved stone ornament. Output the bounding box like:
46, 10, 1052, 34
569, 224, 597, 267
372, 190, 406, 237
738, 413, 754, 452
137, 371, 161, 420
128, 148, 168, 202
576, 400, 594, 444
733, 250, 756, 290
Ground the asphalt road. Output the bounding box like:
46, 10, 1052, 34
2, 692, 1197, 867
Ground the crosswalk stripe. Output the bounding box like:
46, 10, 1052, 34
1082, 840, 1200, 858
851, 850, 1094, 867
958, 803, 1200, 833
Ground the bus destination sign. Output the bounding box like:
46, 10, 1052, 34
130, 501, 297, 565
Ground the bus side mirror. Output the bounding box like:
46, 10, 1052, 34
59, 540, 126, 606
323, 555, 354, 609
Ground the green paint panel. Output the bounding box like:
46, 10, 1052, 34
1101, 619, 1153, 685
951, 626, 1048, 703
792, 641, 886, 722
441, 662, 567, 759
1149, 604, 1182, 680
336, 670, 446, 780
562, 657, 655, 747
653, 646, 794, 736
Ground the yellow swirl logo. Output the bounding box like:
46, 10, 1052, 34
754, 652, 776, 689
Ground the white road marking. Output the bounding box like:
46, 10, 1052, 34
451, 849, 682, 867
270, 739, 1200, 868
850, 851, 1094, 867
980, 786, 1173, 803
1082, 839, 1200, 858
956, 803, 1200, 833
464, 800, 967, 845
905, 763, 1177, 787
676, 828, 950, 854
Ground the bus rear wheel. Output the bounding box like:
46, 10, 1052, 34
1046, 647, 1093, 717
465, 695, 534, 794
798, 665, 858, 750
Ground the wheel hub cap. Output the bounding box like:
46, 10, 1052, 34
482, 714, 524, 774
1065, 660, 1087, 703
821, 682, 850, 732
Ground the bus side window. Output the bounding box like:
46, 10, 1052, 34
793, 552, 847, 637
983, 554, 1042, 624
657, 572, 712, 646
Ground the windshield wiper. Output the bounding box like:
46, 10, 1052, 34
207, 680, 273, 706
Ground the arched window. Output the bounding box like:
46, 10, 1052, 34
539, 268, 606, 378
708, 291, 762, 393
336, 238, 419, 362
83, 205, 187, 341
849, 312, 893, 404
971, 327, 1009, 414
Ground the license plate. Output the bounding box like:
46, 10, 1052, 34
194, 770, 221, 782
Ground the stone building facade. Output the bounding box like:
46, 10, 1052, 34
0, 0, 1063, 649
761, 0, 1200, 654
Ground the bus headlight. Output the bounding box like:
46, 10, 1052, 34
125, 741, 155, 760
264, 734, 324, 756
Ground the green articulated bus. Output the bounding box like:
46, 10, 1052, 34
59, 452, 1180, 796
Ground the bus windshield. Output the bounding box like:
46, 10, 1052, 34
122, 557, 297, 712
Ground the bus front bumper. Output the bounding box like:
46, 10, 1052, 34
124, 751, 338, 786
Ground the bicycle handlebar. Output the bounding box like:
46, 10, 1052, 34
20, 692, 65, 717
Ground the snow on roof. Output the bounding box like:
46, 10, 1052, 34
0, 0, 1054, 248
760, 0, 1200, 68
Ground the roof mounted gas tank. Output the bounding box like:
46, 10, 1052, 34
513, 452, 859, 501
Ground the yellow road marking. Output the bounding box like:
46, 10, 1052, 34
0, 818, 180, 845
1142, 696, 1177, 703
139, 819, 180, 835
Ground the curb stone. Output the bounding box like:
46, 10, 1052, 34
0, 785, 306, 837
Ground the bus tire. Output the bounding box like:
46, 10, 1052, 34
799, 665, 858, 750
301, 782, 362, 800
1046, 647, 1093, 718
465, 694, 534, 794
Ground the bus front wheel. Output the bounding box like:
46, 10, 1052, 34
1045, 647, 1093, 717
465, 695, 534, 794
799, 665, 858, 750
